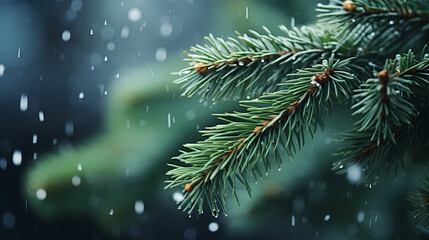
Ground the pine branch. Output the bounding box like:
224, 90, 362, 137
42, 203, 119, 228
167, 0, 429, 231
175, 0, 429, 103
317, 0, 429, 52
174, 25, 344, 101
353, 50, 429, 142
334, 118, 421, 182
335, 49, 429, 181
166, 55, 357, 216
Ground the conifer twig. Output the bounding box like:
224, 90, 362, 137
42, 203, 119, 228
166, 55, 357, 216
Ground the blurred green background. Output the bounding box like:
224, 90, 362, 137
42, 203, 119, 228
0, 0, 422, 239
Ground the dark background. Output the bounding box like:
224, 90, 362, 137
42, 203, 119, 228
2, 1, 414, 240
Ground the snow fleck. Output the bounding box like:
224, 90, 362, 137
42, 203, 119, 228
36, 188, 47, 200
18, 48, 21, 59
160, 21, 173, 37
291, 214, 295, 227
109, 209, 114, 215
128, 8, 142, 22
347, 164, 362, 184
33, 134, 38, 144
65, 9, 77, 21
357, 211, 365, 223
324, 214, 331, 221
90, 53, 102, 65
62, 30, 71, 42
65, 120, 74, 137
39, 111, 45, 122
107, 42, 115, 51
90, 29, 94, 35
121, 26, 129, 39
77, 163, 82, 171
173, 192, 184, 202
311, 80, 320, 87
71, 0, 83, 11
0, 64, 5, 77
322, 59, 328, 66
79, 92, 84, 99
72, 175, 81, 186
20, 94, 28, 112
134, 200, 144, 214
208, 222, 219, 232
12, 150, 22, 166
0, 158, 7, 170
155, 47, 167, 62
185, 110, 196, 120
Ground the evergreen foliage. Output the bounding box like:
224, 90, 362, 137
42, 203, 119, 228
166, 0, 429, 233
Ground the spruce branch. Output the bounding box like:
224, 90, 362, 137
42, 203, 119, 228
335, 49, 429, 180
174, 26, 344, 101
166, 55, 357, 216
334, 118, 421, 181
167, 0, 429, 232
317, 0, 429, 52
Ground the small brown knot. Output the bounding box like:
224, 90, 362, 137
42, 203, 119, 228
225, 60, 238, 65
311, 74, 330, 85
324, 69, 332, 76
185, 183, 194, 192
378, 70, 390, 101
378, 70, 389, 85
293, 100, 301, 109
194, 62, 209, 75
307, 87, 317, 95
237, 138, 246, 150
241, 57, 252, 65
287, 105, 295, 115
221, 150, 234, 160
343, 0, 357, 12
253, 126, 262, 134
409, 68, 418, 74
